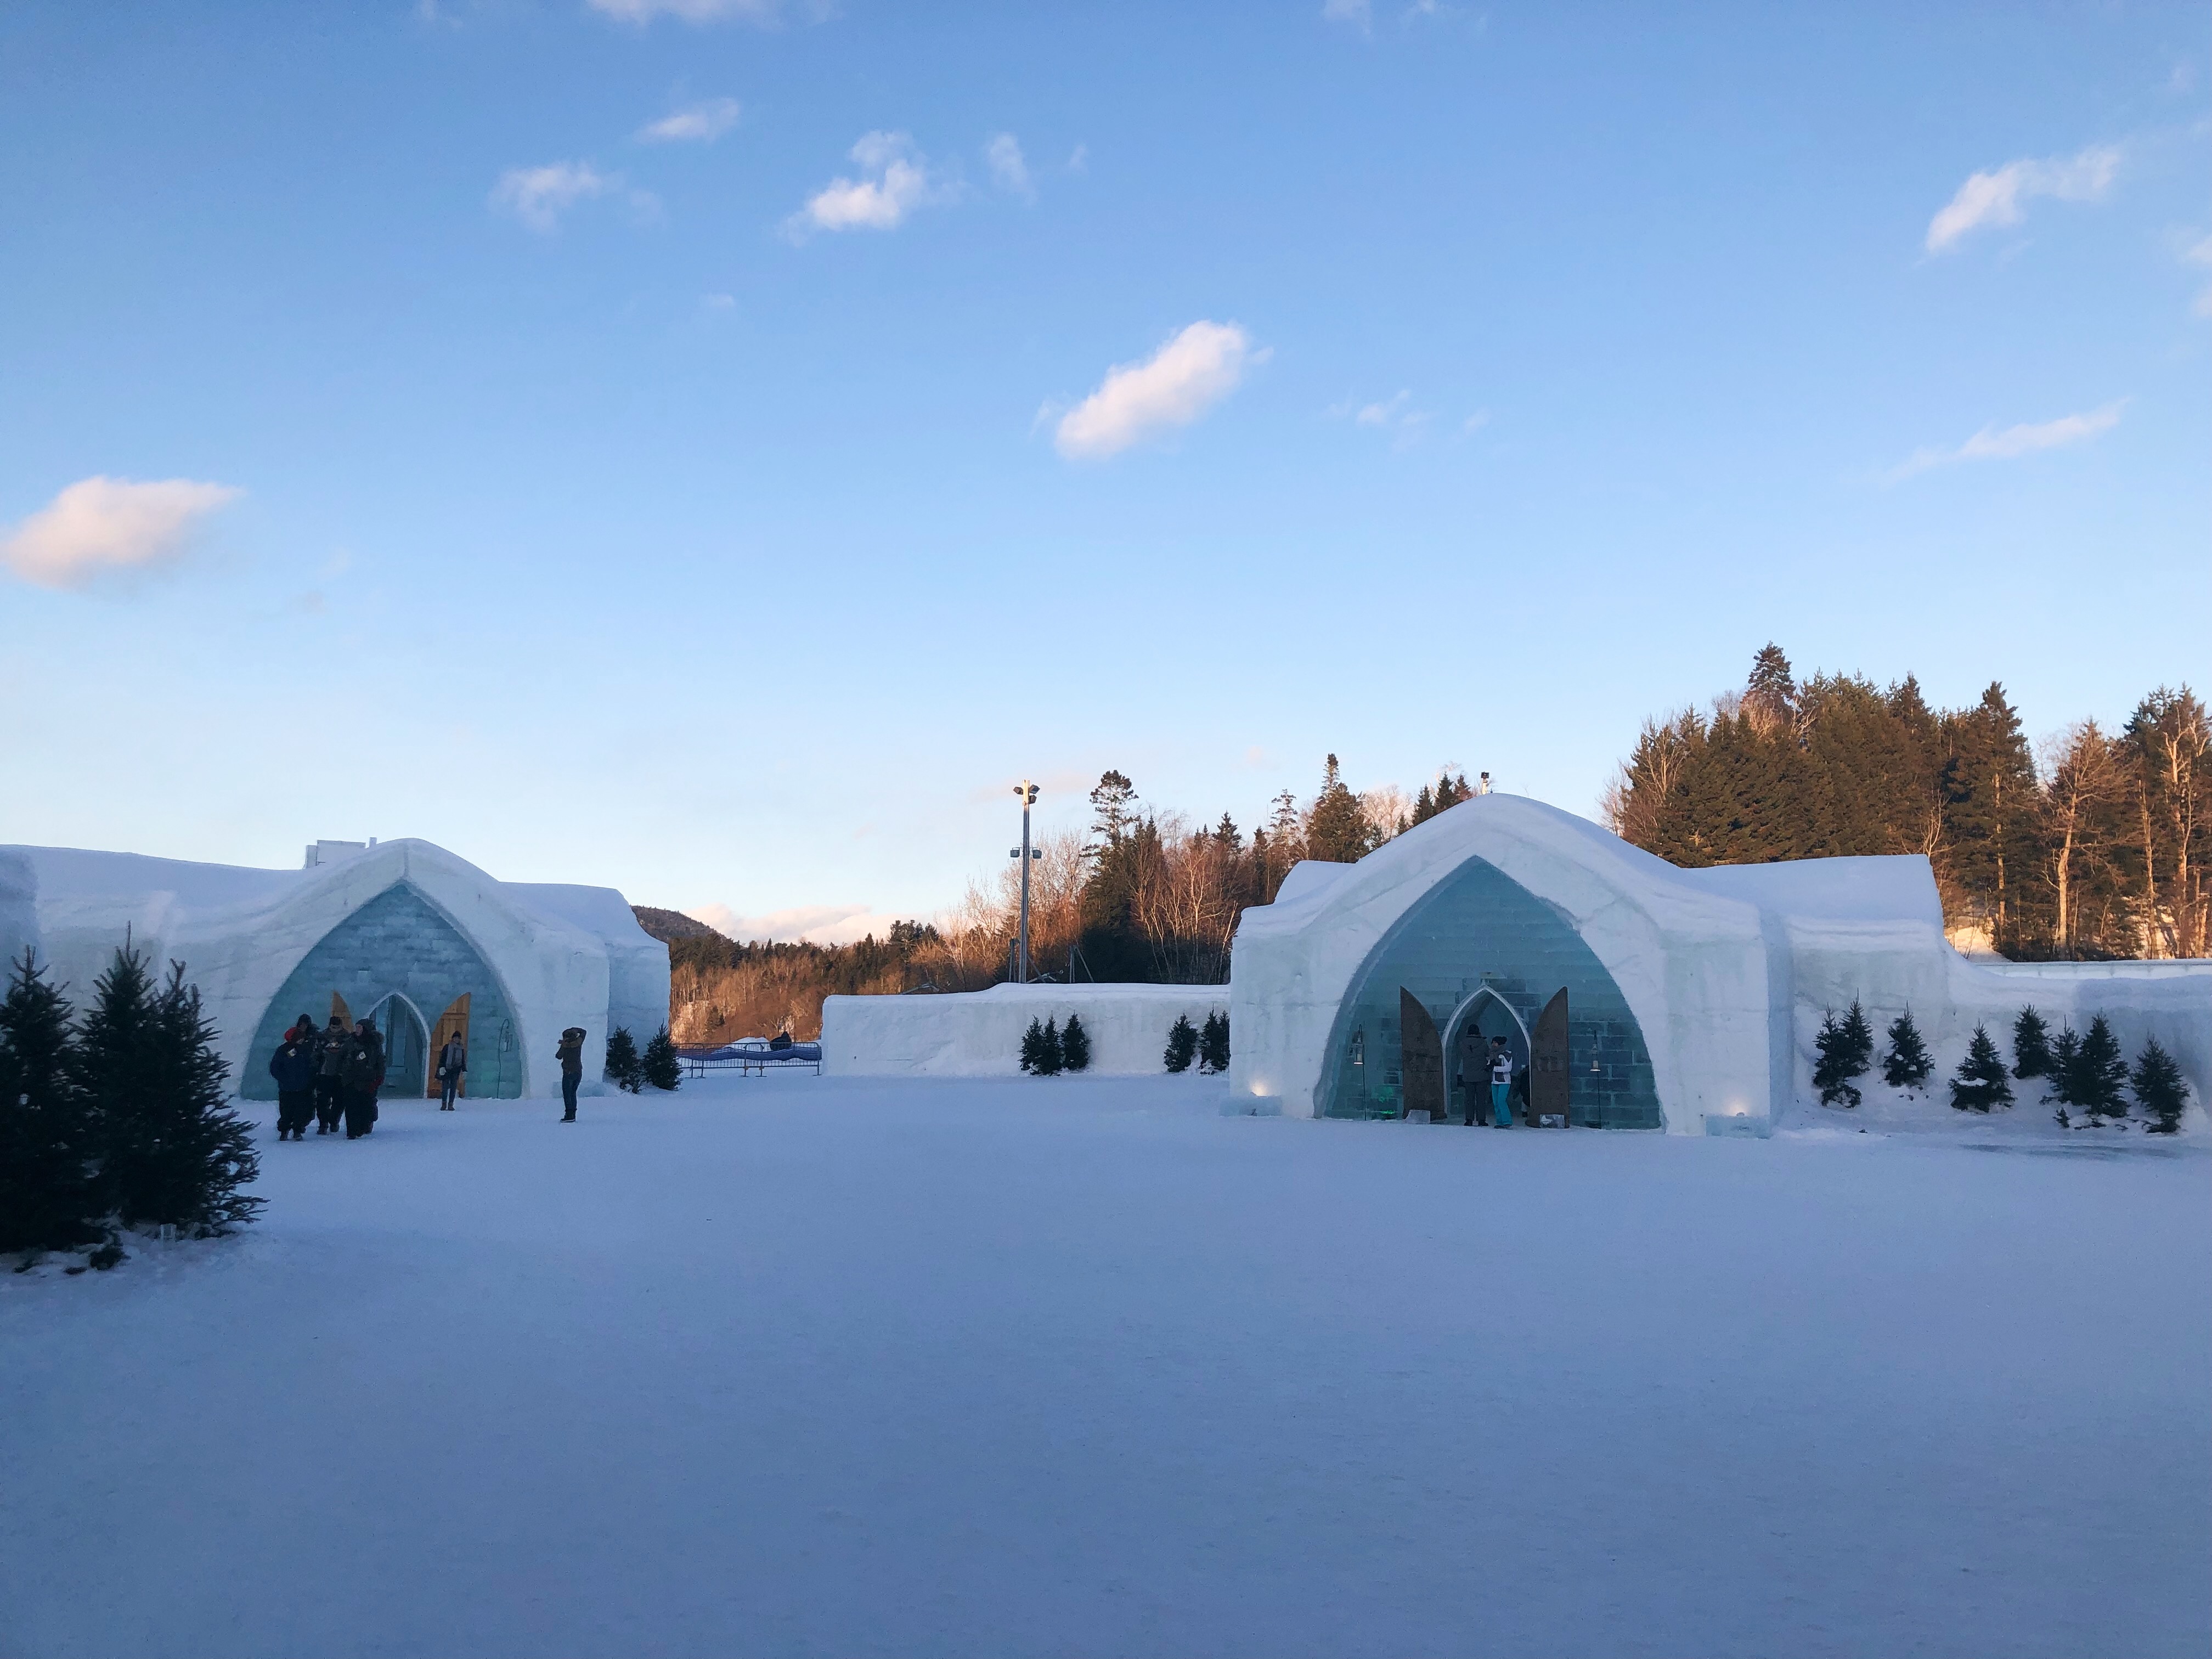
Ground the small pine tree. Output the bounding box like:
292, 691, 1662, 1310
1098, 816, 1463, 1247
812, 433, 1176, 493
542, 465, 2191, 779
1946, 1024, 2015, 1114
1036, 1017, 1064, 1077
642, 1025, 682, 1092
2131, 1036, 2190, 1134
2076, 1015, 2129, 1120
82, 952, 263, 1235
1164, 1014, 1198, 1074
1019, 1017, 1047, 1074
1060, 1013, 1091, 1073
603, 1026, 644, 1093
1812, 1003, 1871, 1108
1882, 1008, 1933, 1093
2011, 1006, 2053, 1080
0, 949, 103, 1252
2046, 1028, 2083, 1114
1197, 1009, 1230, 1074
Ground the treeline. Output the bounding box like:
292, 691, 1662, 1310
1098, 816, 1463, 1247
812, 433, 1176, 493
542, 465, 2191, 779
1606, 646, 2208, 961
0, 948, 262, 1259
653, 760, 1476, 1041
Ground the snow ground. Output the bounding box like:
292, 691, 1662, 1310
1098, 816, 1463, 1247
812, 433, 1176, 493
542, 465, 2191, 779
4, 1075, 2207, 1659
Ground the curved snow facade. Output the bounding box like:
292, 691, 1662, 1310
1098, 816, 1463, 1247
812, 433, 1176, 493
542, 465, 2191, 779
1229, 795, 2212, 1133
0, 839, 668, 1102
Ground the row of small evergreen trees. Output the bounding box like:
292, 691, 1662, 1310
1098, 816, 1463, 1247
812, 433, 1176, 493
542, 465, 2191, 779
602, 1025, 683, 1093
1014, 1010, 1231, 1076
1811, 999, 2190, 1129
0, 948, 262, 1259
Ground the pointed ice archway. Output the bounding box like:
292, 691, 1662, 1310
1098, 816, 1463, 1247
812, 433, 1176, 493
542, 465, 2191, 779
242, 882, 524, 1099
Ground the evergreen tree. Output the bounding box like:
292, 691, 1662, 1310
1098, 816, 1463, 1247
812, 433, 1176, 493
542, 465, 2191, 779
2131, 1037, 2190, 1134
1019, 1017, 1047, 1074
1882, 1008, 1933, 1093
1304, 754, 1374, 864
1163, 1013, 1198, 1074
1743, 642, 1798, 735
0, 950, 103, 1252
1197, 1009, 1230, 1074
641, 1025, 682, 1091
2046, 1028, 2083, 1110
82, 952, 262, 1235
1036, 1017, 1064, 1076
1946, 1024, 2015, 1113
2010, 1006, 2053, 1080
2076, 1015, 2129, 1120
602, 1026, 644, 1093
1060, 1013, 1091, 1073
1813, 998, 1874, 1108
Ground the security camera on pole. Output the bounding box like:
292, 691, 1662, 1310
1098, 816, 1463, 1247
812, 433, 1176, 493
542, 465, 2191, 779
1010, 781, 1041, 982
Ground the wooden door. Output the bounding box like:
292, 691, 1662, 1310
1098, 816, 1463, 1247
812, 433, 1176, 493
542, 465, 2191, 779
1532, 988, 1570, 1126
428, 992, 472, 1098
1400, 989, 1444, 1122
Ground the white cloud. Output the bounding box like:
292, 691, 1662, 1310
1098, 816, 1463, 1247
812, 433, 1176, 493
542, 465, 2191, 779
787, 132, 938, 236
685, 902, 911, 947
985, 132, 1032, 200
2, 476, 242, 590
588, 0, 780, 22
1888, 400, 2125, 481
1052, 321, 1262, 460
2184, 231, 2212, 318
1066, 143, 1088, 173
492, 161, 612, 231
637, 97, 740, 143
1322, 0, 1372, 30
1925, 143, 2120, 253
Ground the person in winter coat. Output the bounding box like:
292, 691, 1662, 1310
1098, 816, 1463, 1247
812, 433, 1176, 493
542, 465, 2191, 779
436, 1030, 466, 1110
556, 1027, 585, 1121
339, 1020, 382, 1139
314, 1013, 349, 1133
1487, 1036, 1515, 1128
268, 1034, 319, 1140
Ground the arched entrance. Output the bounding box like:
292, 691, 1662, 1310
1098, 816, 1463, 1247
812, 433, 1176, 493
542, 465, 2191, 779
1441, 985, 1530, 1124
242, 882, 524, 1099
370, 993, 430, 1099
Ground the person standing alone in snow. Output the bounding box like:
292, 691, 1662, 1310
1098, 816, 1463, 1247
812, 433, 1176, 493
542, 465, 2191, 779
1488, 1036, 1515, 1128
436, 1029, 466, 1110
556, 1027, 585, 1121
268, 1031, 318, 1141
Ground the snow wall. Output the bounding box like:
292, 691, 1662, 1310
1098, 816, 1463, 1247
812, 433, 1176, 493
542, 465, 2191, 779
821, 983, 1230, 1078
1229, 795, 2212, 1134
0, 838, 669, 1100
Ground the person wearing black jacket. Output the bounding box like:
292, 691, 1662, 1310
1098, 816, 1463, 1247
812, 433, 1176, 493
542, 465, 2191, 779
268, 1034, 319, 1141
556, 1026, 584, 1121
436, 1030, 466, 1110
340, 1019, 384, 1139
313, 1013, 348, 1134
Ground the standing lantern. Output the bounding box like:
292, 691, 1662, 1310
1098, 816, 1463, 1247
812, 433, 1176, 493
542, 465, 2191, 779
1010, 781, 1041, 983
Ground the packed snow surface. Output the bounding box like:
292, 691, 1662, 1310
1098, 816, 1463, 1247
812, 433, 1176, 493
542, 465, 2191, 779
4, 1075, 2207, 1658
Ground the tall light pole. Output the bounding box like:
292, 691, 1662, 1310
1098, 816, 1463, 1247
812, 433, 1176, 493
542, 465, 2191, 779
1009, 781, 1040, 983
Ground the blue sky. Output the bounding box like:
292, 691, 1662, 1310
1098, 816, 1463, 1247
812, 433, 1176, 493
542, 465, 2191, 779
2, 2, 2206, 939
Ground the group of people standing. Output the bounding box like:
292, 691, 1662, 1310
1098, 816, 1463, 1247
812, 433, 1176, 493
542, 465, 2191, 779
266, 1014, 466, 1141
267, 1013, 386, 1141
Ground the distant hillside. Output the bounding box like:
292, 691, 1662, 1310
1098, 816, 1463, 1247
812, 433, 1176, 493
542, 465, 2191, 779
632, 905, 729, 945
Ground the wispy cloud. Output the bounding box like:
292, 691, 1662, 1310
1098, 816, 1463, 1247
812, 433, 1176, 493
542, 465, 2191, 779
2184, 231, 2212, 318
1888, 401, 2125, 481
1925, 143, 2120, 253
491, 161, 656, 232
1322, 0, 1372, 31
787, 132, 940, 237
637, 97, 740, 143
1051, 321, 1263, 460
985, 133, 1033, 201
2, 476, 243, 590
588, 0, 781, 23
685, 902, 911, 947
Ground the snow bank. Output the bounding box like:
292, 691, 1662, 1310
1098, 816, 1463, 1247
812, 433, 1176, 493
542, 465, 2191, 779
821, 981, 1227, 1077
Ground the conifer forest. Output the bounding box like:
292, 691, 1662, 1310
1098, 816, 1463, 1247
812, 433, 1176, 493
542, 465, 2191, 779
658, 647, 2207, 1042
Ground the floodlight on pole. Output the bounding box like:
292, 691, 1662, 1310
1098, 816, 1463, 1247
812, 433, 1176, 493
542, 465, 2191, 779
1010, 781, 1041, 983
